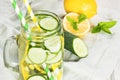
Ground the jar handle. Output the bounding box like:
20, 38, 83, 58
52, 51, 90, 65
3, 36, 19, 72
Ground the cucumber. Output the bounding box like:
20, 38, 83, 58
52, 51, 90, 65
44, 36, 61, 53
25, 56, 32, 64
64, 31, 88, 58
27, 75, 46, 80
46, 51, 62, 64
39, 16, 58, 31
28, 48, 47, 64
46, 51, 57, 61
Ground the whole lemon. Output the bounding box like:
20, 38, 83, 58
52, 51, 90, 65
64, 0, 97, 18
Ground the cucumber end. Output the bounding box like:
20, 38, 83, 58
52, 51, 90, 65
73, 38, 88, 58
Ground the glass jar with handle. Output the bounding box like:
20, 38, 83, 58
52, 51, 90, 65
3, 10, 64, 80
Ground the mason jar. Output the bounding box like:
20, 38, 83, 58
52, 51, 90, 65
3, 10, 64, 80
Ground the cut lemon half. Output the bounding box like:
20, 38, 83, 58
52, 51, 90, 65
63, 13, 90, 38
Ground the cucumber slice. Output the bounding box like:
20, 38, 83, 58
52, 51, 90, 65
46, 51, 57, 61
73, 38, 88, 57
44, 36, 61, 53
28, 48, 47, 64
64, 31, 88, 58
27, 75, 46, 80
39, 16, 58, 31
46, 51, 62, 64
25, 56, 32, 64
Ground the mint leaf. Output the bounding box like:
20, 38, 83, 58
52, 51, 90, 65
99, 21, 117, 28
102, 28, 112, 34
92, 26, 101, 33
72, 22, 78, 30
91, 20, 117, 34
67, 16, 75, 23
67, 16, 78, 30
78, 14, 87, 23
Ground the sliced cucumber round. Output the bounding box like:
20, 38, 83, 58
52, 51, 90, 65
44, 36, 61, 53
28, 48, 47, 64
27, 75, 46, 80
46, 51, 57, 61
25, 56, 32, 64
39, 16, 58, 31
46, 51, 62, 64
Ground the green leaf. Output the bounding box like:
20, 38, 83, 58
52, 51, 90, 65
99, 21, 117, 28
67, 16, 75, 23
67, 16, 78, 30
102, 28, 112, 34
91, 20, 117, 34
71, 22, 78, 30
92, 26, 101, 33
78, 14, 87, 23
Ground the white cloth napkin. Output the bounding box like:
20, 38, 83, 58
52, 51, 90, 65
0, 0, 120, 80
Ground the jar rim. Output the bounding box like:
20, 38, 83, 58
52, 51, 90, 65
21, 10, 62, 38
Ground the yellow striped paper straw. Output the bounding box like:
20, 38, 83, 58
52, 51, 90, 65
22, 1, 54, 80
23, 0, 41, 31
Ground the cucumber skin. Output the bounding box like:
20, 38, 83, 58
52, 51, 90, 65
64, 31, 78, 56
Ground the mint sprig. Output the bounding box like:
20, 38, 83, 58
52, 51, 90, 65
92, 25, 101, 33
92, 21, 117, 34
78, 14, 87, 23
66, 14, 87, 30
67, 16, 78, 30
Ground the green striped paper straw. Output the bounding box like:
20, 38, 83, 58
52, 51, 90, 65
10, 0, 32, 40
10, 0, 54, 80
42, 63, 54, 80
10, 0, 29, 31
